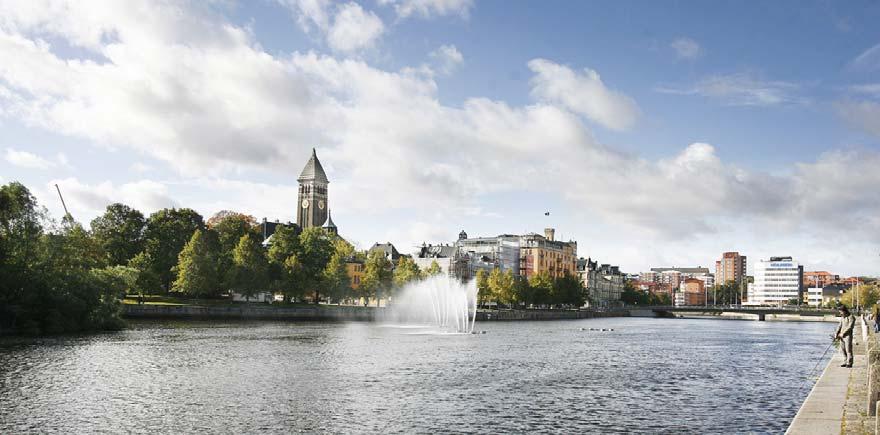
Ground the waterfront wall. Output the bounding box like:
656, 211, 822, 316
123, 305, 630, 322
475, 310, 628, 321
123, 304, 629, 322
123, 304, 379, 321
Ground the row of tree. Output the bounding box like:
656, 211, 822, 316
474, 268, 587, 308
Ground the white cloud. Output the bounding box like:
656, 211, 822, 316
281, 0, 384, 53
835, 100, 880, 138
283, 0, 331, 35
378, 0, 473, 19
851, 42, 880, 71
527, 59, 640, 131
848, 83, 880, 98
5, 148, 54, 169
2, 1, 880, 275
429, 44, 463, 75
670, 37, 701, 59
326, 2, 384, 52
657, 73, 802, 106
130, 162, 154, 173
47, 177, 177, 223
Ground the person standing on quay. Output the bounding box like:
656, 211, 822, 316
835, 306, 855, 368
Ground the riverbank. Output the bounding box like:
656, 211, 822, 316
670, 312, 839, 322
786, 317, 872, 434
122, 304, 630, 322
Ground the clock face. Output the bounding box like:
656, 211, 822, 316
301, 199, 310, 209
318, 200, 325, 210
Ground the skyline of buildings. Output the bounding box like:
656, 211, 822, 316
278, 150, 867, 307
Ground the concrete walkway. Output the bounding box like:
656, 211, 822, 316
787, 329, 868, 434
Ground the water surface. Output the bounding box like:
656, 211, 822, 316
0, 318, 834, 433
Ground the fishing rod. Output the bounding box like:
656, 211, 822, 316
796, 336, 837, 399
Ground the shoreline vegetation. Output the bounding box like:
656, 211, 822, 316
0, 180, 850, 337
1, 180, 598, 336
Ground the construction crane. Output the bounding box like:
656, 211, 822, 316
55, 183, 73, 222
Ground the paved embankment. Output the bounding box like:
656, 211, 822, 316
786, 318, 871, 435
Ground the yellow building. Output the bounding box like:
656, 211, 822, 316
519, 228, 578, 280
345, 258, 365, 290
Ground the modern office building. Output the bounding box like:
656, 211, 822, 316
746, 256, 804, 306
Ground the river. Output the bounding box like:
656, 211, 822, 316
0, 317, 834, 434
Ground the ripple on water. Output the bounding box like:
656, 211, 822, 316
0, 318, 833, 433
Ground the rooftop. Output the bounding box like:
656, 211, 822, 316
298, 148, 329, 184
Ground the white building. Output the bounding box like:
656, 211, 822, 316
745, 256, 804, 306
806, 287, 823, 307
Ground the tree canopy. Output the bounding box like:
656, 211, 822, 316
172, 229, 220, 297
361, 250, 392, 306
230, 233, 269, 300
0, 182, 124, 335
144, 208, 205, 292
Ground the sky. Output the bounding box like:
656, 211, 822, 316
1, 0, 880, 276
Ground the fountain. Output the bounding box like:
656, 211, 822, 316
387, 274, 478, 334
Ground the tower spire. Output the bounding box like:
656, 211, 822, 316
297, 147, 329, 184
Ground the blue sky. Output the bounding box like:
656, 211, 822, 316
1, 0, 880, 276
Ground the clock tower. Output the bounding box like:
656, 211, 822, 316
297, 148, 329, 229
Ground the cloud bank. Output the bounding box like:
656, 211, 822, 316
1, 0, 879, 274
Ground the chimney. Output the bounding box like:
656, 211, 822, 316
544, 228, 555, 241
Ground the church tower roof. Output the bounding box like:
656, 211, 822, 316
298, 148, 329, 184
322, 210, 337, 229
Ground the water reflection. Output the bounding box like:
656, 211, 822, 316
0, 318, 833, 433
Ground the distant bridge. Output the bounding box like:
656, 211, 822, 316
626, 305, 839, 321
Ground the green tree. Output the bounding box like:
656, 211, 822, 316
38, 215, 108, 281
323, 238, 355, 304
172, 229, 220, 297
393, 256, 422, 289
620, 281, 649, 305
298, 227, 333, 303
511, 276, 531, 308
362, 250, 392, 306
552, 273, 585, 307
528, 272, 554, 306
267, 225, 303, 302
840, 284, 880, 311
1, 182, 124, 335
712, 281, 741, 305
475, 269, 491, 306
143, 208, 205, 292
230, 233, 269, 301
128, 251, 162, 295
423, 260, 443, 277
90, 203, 146, 266
648, 291, 672, 306
208, 211, 258, 291
91, 265, 139, 295
489, 268, 516, 307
